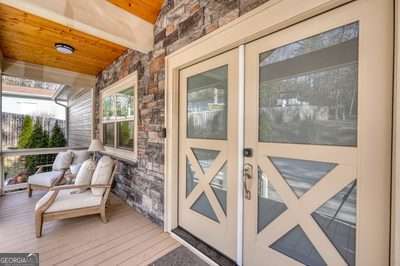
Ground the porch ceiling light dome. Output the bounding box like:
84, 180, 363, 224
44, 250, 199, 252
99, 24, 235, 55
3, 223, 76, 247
54, 43, 75, 54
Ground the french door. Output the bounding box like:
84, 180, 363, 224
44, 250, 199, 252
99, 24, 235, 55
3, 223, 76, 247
243, 1, 392, 265
178, 0, 393, 265
178, 49, 239, 260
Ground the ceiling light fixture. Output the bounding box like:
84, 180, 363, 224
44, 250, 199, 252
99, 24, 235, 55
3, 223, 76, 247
54, 43, 75, 54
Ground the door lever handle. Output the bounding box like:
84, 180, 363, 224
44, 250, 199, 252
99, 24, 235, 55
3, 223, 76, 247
244, 163, 253, 200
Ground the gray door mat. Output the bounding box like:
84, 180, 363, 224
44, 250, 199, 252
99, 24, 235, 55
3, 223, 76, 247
149, 246, 210, 266
172, 227, 236, 266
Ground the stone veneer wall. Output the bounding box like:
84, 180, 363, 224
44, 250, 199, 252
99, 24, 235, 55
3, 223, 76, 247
95, 0, 270, 226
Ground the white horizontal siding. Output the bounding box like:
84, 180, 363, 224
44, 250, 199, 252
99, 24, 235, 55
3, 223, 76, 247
68, 89, 93, 147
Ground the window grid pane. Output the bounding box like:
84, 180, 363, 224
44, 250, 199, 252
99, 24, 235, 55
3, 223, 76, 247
117, 120, 134, 151
102, 95, 114, 122
102, 86, 136, 152
116, 87, 135, 119
103, 123, 115, 147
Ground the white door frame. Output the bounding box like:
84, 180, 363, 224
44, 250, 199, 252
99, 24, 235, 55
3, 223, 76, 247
392, 1, 400, 265
164, 0, 396, 265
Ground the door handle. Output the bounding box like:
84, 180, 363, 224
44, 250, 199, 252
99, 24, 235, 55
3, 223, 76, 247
244, 163, 253, 200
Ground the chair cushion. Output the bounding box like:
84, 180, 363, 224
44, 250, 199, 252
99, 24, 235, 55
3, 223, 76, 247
52, 151, 73, 171
62, 169, 75, 185
28, 171, 64, 187
43, 189, 102, 213
70, 164, 82, 177
75, 159, 96, 192
91, 156, 114, 196
70, 150, 90, 165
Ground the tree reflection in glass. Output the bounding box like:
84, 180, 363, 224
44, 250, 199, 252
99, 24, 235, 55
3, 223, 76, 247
259, 22, 359, 146
117, 121, 134, 150
116, 87, 134, 119
102, 96, 114, 122
187, 66, 228, 140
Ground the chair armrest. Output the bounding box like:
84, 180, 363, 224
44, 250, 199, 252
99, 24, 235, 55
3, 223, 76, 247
35, 190, 59, 213
36, 164, 53, 168
50, 184, 111, 191
35, 164, 53, 174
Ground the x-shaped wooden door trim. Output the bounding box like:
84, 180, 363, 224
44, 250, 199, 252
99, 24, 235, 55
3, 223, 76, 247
185, 146, 228, 224
256, 145, 357, 266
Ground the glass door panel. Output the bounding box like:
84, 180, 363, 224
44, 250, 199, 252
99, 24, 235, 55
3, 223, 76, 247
243, 1, 392, 266
259, 22, 358, 146
178, 49, 239, 260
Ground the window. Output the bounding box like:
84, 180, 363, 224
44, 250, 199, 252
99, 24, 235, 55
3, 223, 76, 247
100, 72, 137, 159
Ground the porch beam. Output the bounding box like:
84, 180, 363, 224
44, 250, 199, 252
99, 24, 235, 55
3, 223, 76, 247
2, 59, 96, 90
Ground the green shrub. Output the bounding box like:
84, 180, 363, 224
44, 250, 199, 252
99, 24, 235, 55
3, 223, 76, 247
49, 121, 66, 148
17, 116, 33, 149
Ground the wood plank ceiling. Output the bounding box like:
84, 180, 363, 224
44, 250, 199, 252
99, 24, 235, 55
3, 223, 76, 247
107, 0, 164, 24
0, 3, 127, 76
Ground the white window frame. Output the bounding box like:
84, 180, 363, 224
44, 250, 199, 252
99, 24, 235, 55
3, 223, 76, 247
99, 71, 138, 161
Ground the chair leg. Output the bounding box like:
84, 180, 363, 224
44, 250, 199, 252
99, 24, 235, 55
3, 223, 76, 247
105, 198, 111, 208
100, 208, 108, 223
35, 214, 43, 238
28, 184, 32, 197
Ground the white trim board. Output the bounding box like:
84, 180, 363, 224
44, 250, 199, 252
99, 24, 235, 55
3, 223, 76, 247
236, 45, 245, 266
392, 1, 400, 266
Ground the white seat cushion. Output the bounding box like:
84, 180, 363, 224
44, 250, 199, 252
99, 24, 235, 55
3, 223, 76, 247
44, 189, 102, 213
75, 159, 96, 192
70, 150, 90, 165
52, 151, 73, 171
70, 164, 82, 177
91, 156, 114, 196
28, 171, 64, 187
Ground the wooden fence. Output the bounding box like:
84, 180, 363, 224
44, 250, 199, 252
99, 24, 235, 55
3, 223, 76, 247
1, 113, 66, 149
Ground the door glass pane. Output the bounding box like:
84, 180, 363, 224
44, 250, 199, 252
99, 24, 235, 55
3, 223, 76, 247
312, 181, 357, 266
187, 66, 228, 140
270, 225, 327, 266
117, 121, 134, 150
258, 168, 287, 233
210, 163, 228, 214
259, 22, 359, 146
192, 148, 220, 173
191, 192, 219, 223
103, 123, 115, 147
269, 156, 337, 198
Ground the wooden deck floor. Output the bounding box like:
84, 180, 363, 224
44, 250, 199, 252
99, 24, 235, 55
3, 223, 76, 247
0, 191, 180, 266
